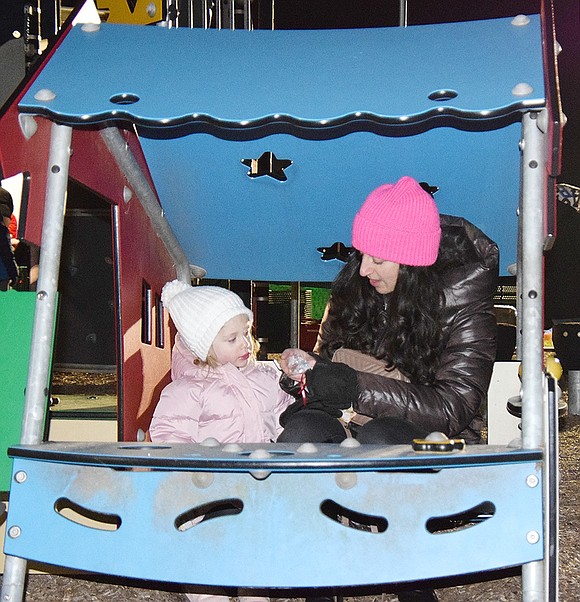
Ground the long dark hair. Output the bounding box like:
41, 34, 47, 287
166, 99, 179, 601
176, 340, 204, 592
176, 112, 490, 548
317, 226, 477, 384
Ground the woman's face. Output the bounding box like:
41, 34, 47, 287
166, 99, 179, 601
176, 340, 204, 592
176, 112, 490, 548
359, 253, 400, 294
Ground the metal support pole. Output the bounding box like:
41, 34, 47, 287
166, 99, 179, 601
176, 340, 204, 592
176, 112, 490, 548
520, 110, 549, 602
520, 111, 547, 450
21, 123, 72, 443
290, 282, 300, 349
567, 370, 580, 414
516, 203, 523, 360
229, 0, 235, 29
216, 0, 222, 29
0, 122, 72, 602
399, 0, 407, 27
100, 128, 200, 283
244, 0, 252, 30
546, 376, 560, 600
0, 556, 29, 602
244, 0, 254, 31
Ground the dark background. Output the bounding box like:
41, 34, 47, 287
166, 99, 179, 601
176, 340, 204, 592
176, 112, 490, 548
1, 0, 578, 326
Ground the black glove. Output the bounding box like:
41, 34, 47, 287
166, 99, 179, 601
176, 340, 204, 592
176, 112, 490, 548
304, 360, 358, 414
279, 398, 343, 426
278, 358, 358, 424
279, 399, 305, 427
279, 373, 303, 398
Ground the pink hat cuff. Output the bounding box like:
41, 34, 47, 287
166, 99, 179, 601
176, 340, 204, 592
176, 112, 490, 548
352, 214, 440, 266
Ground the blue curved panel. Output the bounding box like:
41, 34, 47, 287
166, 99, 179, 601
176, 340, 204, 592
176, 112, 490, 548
5, 443, 544, 587
19, 17, 544, 131
141, 125, 520, 280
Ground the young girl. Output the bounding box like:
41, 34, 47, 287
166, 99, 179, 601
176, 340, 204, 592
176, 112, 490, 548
150, 281, 293, 602
150, 279, 293, 445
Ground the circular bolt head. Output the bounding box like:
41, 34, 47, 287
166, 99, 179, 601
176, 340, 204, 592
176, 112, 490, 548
526, 474, 539, 488
336, 472, 357, 490
191, 472, 214, 489
527, 530, 540, 544
8, 525, 21, 539
14, 471, 27, 483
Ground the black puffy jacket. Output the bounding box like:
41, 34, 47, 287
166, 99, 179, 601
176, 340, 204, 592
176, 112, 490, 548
354, 215, 498, 444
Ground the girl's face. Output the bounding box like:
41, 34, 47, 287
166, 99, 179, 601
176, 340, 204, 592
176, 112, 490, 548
210, 314, 252, 368
359, 253, 400, 294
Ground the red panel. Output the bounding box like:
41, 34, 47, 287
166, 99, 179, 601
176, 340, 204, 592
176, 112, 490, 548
0, 106, 52, 245
116, 195, 177, 440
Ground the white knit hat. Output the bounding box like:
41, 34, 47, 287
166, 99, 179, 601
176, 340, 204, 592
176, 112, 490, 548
161, 280, 253, 361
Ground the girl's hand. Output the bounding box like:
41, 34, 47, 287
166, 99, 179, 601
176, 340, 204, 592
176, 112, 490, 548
280, 348, 316, 381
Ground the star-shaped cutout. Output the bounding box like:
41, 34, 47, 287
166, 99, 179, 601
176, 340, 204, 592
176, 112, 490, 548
241, 152, 292, 182
317, 242, 353, 262
419, 181, 439, 197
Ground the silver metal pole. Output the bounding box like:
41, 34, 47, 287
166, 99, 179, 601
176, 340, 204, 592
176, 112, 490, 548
0, 122, 73, 602
100, 128, 202, 283
290, 282, 300, 348
229, 0, 235, 29
520, 109, 549, 602
520, 110, 547, 449
516, 193, 523, 360
399, 0, 407, 27
244, 0, 252, 30
21, 122, 72, 444
0, 556, 29, 602
567, 370, 580, 414
216, 0, 222, 29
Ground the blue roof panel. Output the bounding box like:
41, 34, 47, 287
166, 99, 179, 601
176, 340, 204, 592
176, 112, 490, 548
17, 15, 546, 280
19, 16, 544, 134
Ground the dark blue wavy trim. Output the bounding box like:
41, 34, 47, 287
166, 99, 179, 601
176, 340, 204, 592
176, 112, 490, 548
20, 101, 545, 140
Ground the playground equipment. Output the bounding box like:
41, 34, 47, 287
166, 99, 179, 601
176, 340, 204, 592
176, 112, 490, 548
0, 1, 563, 600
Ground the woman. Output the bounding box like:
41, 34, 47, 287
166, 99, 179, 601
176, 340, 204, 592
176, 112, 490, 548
278, 176, 498, 602
279, 175, 498, 446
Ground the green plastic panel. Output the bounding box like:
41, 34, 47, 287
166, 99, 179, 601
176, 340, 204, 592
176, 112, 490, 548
0, 290, 54, 491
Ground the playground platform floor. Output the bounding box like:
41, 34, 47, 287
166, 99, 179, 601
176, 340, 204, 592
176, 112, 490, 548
2, 383, 579, 601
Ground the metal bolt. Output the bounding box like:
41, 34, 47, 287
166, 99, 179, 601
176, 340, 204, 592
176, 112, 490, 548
8, 525, 21, 539
249, 448, 272, 480
527, 530, 540, 544
335, 472, 357, 490
191, 472, 214, 489
526, 474, 539, 488
14, 471, 27, 483
33, 88, 56, 102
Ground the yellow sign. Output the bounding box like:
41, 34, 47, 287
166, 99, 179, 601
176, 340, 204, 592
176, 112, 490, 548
95, 0, 164, 25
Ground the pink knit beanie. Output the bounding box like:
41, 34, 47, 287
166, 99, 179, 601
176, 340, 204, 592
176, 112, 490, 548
352, 176, 441, 266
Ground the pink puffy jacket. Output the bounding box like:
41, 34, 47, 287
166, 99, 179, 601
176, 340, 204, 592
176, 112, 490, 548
150, 335, 294, 444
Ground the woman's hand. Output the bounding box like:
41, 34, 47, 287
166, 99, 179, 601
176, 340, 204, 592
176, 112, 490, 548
280, 348, 316, 381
